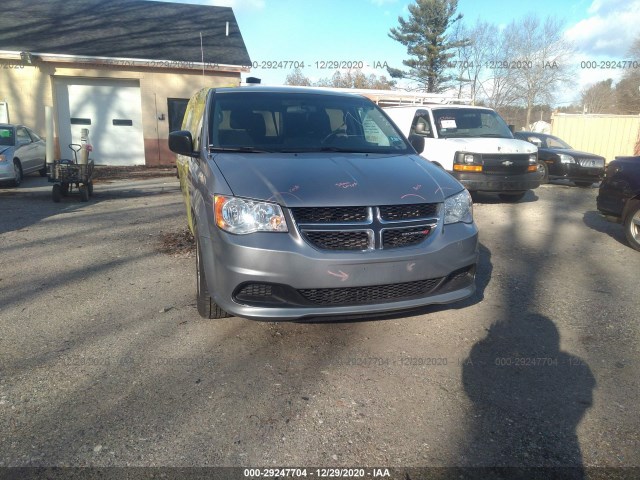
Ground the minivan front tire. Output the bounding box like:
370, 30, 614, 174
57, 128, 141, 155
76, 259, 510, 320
195, 223, 230, 319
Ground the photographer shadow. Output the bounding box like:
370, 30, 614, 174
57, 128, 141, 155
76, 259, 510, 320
460, 313, 595, 477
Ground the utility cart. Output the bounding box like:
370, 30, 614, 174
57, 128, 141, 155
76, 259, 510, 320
48, 128, 94, 203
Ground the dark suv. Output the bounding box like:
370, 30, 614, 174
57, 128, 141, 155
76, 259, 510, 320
597, 156, 640, 251
169, 86, 479, 321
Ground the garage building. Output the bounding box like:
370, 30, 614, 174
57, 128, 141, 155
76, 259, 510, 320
0, 0, 251, 166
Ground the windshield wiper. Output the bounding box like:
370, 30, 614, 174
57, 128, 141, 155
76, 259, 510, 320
318, 146, 369, 153
478, 133, 510, 138
208, 146, 270, 153
274, 147, 369, 153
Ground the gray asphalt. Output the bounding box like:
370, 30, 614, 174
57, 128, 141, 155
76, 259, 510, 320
1, 174, 639, 473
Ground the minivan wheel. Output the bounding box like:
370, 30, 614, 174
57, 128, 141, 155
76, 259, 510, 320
498, 191, 526, 202
195, 226, 231, 319
624, 200, 640, 252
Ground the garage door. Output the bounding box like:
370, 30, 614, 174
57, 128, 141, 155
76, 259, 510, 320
55, 78, 145, 166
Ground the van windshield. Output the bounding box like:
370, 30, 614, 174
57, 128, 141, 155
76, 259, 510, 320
209, 91, 411, 154
432, 108, 513, 139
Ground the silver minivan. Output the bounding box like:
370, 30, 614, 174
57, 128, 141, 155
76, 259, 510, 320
169, 86, 479, 321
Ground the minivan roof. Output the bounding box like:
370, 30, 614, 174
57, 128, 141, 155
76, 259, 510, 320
212, 85, 373, 99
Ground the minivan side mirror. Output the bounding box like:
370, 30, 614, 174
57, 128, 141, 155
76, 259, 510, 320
408, 134, 425, 154
169, 130, 198, 157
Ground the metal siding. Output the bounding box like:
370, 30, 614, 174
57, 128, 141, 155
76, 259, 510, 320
551, 114, 640, 163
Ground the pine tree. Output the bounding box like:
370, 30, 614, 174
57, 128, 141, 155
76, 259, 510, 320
388, 0, 467, 92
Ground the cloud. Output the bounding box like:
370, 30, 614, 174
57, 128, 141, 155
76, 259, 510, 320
565, 0, 640, 57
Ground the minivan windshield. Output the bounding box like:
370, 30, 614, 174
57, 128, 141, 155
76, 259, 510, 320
209, 91, 411, 154
432, 108, 513, 139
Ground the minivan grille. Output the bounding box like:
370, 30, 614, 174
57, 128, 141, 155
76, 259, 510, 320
383, 226, 432, 249
292, 204, 439, 251
298, 277, 443, 305
303, 231, 371, 250
291, 206, 368, 223
379, 203, 439, 221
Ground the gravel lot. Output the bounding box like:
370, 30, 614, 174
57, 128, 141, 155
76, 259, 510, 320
1, 173, 639, 477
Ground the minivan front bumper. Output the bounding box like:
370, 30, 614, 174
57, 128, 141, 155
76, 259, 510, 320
199, 220, 479, 321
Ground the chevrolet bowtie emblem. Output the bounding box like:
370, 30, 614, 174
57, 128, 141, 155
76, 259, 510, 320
502, 160, 513, 166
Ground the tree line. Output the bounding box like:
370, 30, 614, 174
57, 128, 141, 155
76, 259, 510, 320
284, 0, 640, 127
580, 41, 640, 116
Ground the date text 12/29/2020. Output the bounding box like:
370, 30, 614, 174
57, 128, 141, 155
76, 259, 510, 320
243, 468, 392, 478
251, 60, 390, 70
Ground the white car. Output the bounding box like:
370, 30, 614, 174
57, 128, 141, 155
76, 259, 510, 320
0, 123, 47, 187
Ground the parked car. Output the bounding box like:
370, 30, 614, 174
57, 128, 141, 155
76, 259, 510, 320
597, 156, 640, 251
0, 124, 47, 186
514, 131, 605, 187
170, 86, 479, 321
384, 105, 540, 202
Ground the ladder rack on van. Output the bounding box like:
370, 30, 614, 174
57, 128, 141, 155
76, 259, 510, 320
339, 88, 470, 107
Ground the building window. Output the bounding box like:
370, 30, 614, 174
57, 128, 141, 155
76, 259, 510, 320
70, 118, 91, 125
168, 98, 189, 132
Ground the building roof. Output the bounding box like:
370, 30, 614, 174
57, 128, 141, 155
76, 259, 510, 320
0, 0, 251, 67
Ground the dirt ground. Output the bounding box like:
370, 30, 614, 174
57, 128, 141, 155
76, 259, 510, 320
1, 176, 639, 479
92, 165, 177, 182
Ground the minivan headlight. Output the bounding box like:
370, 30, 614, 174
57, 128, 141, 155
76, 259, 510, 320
214, 195, 288, 234
559, 154, 575, 164
444, 189, 473, 224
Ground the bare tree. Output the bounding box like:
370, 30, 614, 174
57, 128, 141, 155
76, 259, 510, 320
581, 79, 616, 114
479, 23, 519, 109
284, 68, 312, 86
315, 70, 396, 89
451, 21, 495, 105
465, 21, 496, 104
505, 15, 576, 125
615, 36, 640, 115
452, 20, 519, 108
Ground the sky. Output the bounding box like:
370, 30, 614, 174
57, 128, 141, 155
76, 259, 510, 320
155, 0, 640, 105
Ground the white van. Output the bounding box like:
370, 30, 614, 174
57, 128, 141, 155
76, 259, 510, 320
384, 105, 541, 202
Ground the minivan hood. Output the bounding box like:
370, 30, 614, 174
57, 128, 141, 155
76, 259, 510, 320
0, 146, 11, 155
443, 138, 537, 154
213, 152, 463, 207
